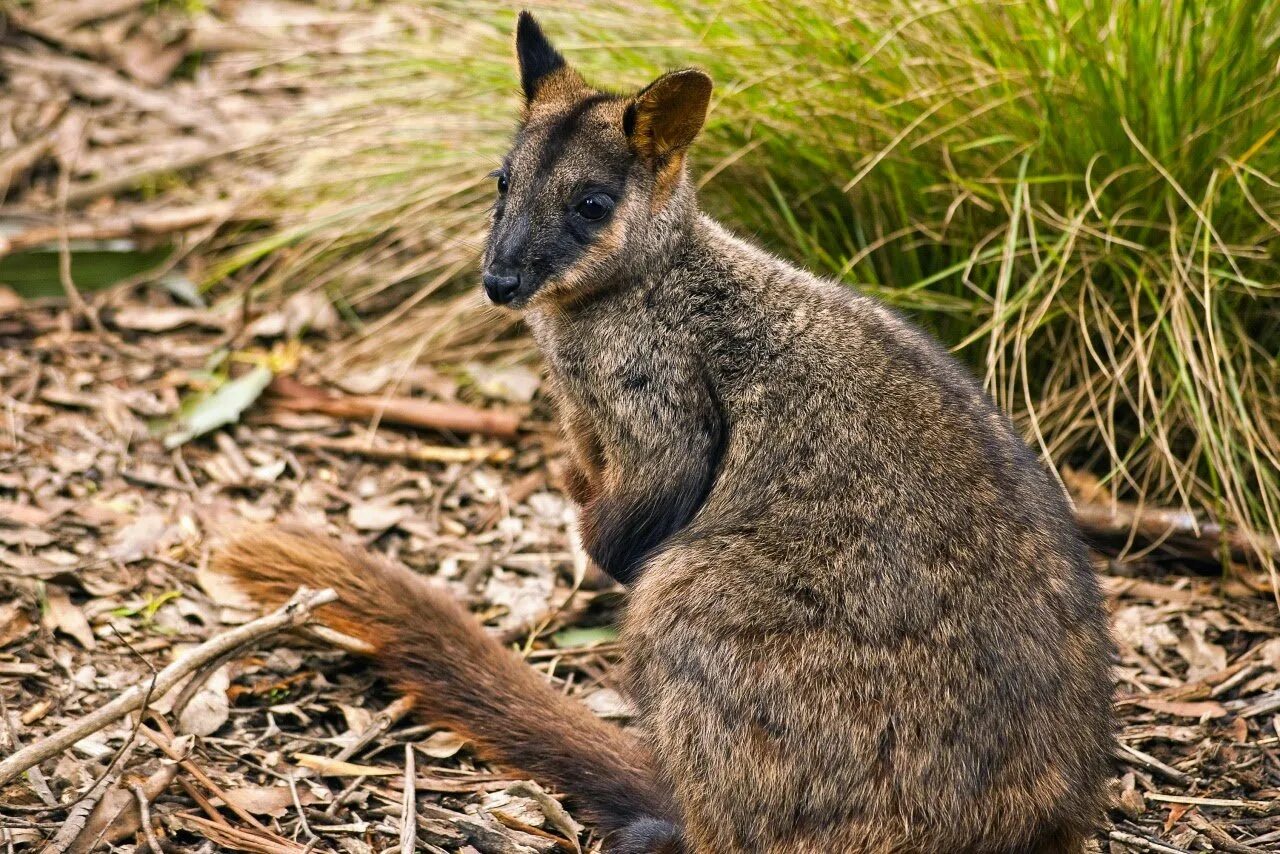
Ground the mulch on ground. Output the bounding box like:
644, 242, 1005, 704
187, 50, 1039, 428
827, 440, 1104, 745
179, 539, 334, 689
0, 294, 1278, 853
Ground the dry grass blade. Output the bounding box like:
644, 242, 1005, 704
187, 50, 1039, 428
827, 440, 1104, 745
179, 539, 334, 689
171, 813, 311, 854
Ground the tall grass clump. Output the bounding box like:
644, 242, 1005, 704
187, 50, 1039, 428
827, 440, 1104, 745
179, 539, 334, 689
214, 0, 1279, 558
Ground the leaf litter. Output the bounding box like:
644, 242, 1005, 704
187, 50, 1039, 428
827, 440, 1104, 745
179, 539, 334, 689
4, 287, 1279, 854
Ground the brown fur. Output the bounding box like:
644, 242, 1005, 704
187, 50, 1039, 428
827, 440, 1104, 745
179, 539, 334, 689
215, 12, 1115, 854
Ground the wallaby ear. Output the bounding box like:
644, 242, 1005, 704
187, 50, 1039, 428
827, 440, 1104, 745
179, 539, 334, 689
624, 69, 713, 165
516, 11, 568, 102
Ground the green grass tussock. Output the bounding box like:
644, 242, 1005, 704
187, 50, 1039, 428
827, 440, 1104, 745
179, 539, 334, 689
215, 0, 1280, 558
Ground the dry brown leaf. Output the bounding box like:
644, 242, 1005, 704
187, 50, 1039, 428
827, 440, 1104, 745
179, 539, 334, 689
337, 702, 374, 736
1176, 616, 1228, 681
419, 730, 469, 759
0, 601, 36, 648
109, 511, 172, 563
0, 285, 21, 314
220, 784, 319, 818
348, 501, 412, 532
43, 585, 97, 649
65, 763, 178, 854
178, 666, 230, 736
0, 500, 54, 526
583, 688, 635, 720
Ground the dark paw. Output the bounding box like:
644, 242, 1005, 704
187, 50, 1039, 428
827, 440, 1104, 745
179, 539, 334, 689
609, 817, 685, 854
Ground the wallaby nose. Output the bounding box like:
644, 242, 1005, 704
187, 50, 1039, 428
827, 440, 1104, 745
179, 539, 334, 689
483, 268, 521, 304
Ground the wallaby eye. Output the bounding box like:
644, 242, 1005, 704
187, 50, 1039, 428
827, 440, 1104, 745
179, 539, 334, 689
575, 193, 614, 222
496, 173, 510, 194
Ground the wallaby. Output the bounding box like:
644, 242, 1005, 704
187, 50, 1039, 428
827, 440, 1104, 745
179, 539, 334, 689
214, 12, 1115, 854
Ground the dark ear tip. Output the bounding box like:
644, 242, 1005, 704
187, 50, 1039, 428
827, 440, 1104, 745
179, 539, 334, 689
655, 67, 714, 100
675, 67, 713, 84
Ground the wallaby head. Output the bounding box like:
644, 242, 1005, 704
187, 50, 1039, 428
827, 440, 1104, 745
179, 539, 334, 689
481, 12, 713, 308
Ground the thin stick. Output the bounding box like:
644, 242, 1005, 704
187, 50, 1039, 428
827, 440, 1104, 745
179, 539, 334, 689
333, 695, 416, 763
132, 784, 163, 854
54, 122, 104, 336
399, 744, 416, 854
286, 772, 315, 842
1106, 830, 1193, 854
1114, 743, 1191, 785
1075, 500, 1279, 561
268, 376, 521, 440
0, 588, 337, 788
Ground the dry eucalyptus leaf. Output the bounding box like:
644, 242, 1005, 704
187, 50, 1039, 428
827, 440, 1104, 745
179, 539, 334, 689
483, 569, 554, 632
584, 689, 635, 720
0, 500, 53, 526
0, 601, 36, 648
331, 362, 400, 395
112, 306, 226, 332
484, 792, 546, 828
43, 585, 96, 649
178, 666, 231, 736
338, 703, 374, 736
221, 784, 319, 818
348, 501, 412, 532
464, 362, 541, 403
0, 284, 20, 313
108, 511, 172, 563
1176, 616, 1227, 682
65, 763, 178, 854
419, 730, 469, 759
507, 780, 584, 850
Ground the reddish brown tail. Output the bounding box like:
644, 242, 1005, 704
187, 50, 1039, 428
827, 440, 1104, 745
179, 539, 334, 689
212, 526, 676, 836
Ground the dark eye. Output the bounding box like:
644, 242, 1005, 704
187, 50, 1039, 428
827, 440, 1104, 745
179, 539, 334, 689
496, 173, 509, 194
575, 193, 613, 222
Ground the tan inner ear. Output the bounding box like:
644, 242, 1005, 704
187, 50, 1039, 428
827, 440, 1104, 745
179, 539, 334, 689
630, 70, 712, 162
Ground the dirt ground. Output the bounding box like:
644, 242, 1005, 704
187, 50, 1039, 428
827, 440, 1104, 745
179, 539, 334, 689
0, 293, 1277, 853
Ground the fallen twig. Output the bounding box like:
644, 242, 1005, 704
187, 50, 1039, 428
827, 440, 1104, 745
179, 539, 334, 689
400, 744, 416, 854
1107, 829, 1194, 854
132, 784, 163, 854
333, 695, 416, 763
268, 376, 521, 439
1074, 500, 1279, 563
283, 434, 513, 465
296, 623, 376, 656
1115, 743, 1191, 785
0, 201, 241, 256
0, 588, 337, 788
1187, 814, 1273, 854
0, 48, 213, 131
139, 721, 268, 832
